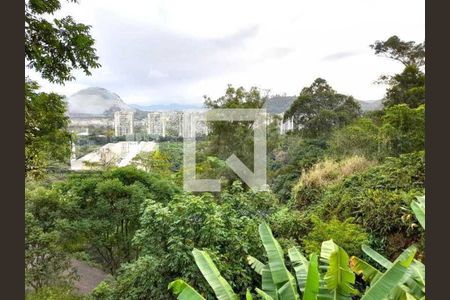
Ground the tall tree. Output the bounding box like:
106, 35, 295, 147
203, 85, 266, 171
25, 0, 100, 83
284, 78, 361, 138
371, 36, 425, 108
25, 0, 100, 177
25, 80, 71, 177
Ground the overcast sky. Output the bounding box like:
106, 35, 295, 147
27, 0, 425, 105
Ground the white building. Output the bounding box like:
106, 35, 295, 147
114, 111, 134, 136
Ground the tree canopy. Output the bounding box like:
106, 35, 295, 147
372, 36, 425, 108
284, 78, 361, 138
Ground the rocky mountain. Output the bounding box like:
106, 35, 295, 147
66, 87, 136, 117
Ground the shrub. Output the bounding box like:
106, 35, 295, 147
26, 286, 85, 300
110, 191, 266, 299
330, 117, 380, 160
313, 151, 425, 259
302, 216, 369, 256
291, 156, 374, 208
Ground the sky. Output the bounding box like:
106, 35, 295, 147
27, 0, 425, 105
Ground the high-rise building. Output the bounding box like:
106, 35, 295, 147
114, 111, 134, 136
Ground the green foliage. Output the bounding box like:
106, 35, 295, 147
284, 78, 361, 138
370, 35, 425, 67
380, 65, 425, 108
25, 211, 76, 290
203, 85, 266, 185
331, 104, 425, 160
57, 166, 179, 275
268, 137, 327, 202
25, 185, 76, 290
380, 104, 425, 156
303, 216, 369, 257
330, 118, 380, 160
111, 189, 266, 299
169, 223, 425, 300
290, 156, 374, 209
25, 0, 100, 83
25, 285, 85, 300
25, 80, 72, 178
371, 36, 425, 108
411, 196, 425, 229
315, 152, 425, 259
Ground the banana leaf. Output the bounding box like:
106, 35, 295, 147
288, 247, 309, 292
321, 240, 357, 299
248, 255, 266, 276
168, 279, 206, 300
303, 253, 320, 300
411, 196, 425, 229
349, 256, 382, 283
259, 223, 300, 299
361, 246, 417, 300
256, 288, 275, 300
192, 249, 238, 300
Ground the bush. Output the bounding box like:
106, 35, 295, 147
302, 216, 369, 256
109, 191, 267, 299
330, 117, 380, 160
291, 156, 374, 208
26, 285, 84, 300
313, 151, 425, 259
268, 137, 327, 202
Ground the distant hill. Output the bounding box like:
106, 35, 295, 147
129, 103, 203, 111
66, 87, 383, 120
67, 87, 136, 117
357, 99, 383, 112
263, 96, 296, 114
264, 96, 383, 114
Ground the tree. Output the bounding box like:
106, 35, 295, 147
380, 104, 425, 156
25, 0, 100, 84
284, 78, 361, 138
58, 166, 180, 275
371, 36, 425, 108
202, 85, 267, 187
371, 35, 425, 68
25, 186, 76, 290
25, 0, 100, 177
25, 80, 72, 177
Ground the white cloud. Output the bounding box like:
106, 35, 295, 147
30, 0, 425, 104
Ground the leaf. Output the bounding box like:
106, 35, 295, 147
256, 288, 275, 300
258, 223, 300, 299
361, 246, 417, 300
261, 265, 278, 299
411, 196, 425, 229
168, 279, 206, 300
303, 253, 320, 300
349, 256, 382, 283
248, 255, 266, 276
192, 249, 238, 300
321, 240, 357, 299
288, 247, 309, 292
246, 289, 254, 300
361, 245, 392, 269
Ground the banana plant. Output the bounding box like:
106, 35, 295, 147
169, 221, 425, 300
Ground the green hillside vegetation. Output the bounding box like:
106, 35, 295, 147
24, 1, 425, 298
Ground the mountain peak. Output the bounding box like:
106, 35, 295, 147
67, 87, 135, 116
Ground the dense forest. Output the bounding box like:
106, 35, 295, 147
25, 1, 425, 299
